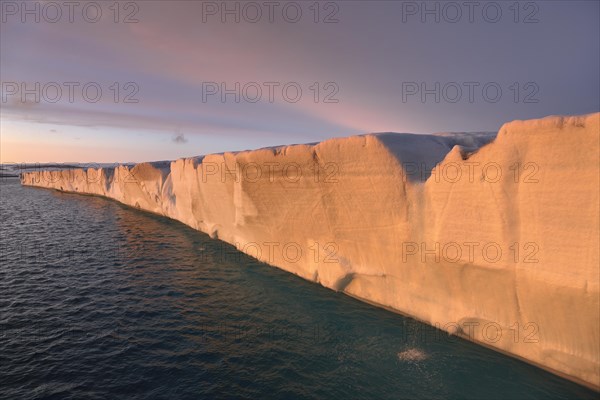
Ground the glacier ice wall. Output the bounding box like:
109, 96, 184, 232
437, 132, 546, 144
20, 113, 600, 389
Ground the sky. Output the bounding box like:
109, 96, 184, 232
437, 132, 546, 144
1, 0, 599, 163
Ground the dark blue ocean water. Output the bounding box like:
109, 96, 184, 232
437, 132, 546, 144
0, 178, 596, 399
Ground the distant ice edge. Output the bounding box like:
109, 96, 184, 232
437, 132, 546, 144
21, 113, 600, 389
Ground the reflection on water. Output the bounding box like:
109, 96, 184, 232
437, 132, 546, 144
0, 178, 596, 399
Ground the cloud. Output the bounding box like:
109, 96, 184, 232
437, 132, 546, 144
0, 94, 358, 140
173, 133, 187, 144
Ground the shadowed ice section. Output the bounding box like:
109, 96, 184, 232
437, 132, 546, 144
372, 131, 497, 182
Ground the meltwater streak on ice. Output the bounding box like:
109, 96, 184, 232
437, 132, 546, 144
0, 178, 596, 399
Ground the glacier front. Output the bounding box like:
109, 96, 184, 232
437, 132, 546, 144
20, 113, 600, 389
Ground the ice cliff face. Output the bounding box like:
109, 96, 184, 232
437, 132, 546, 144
21, 113, 600, 389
